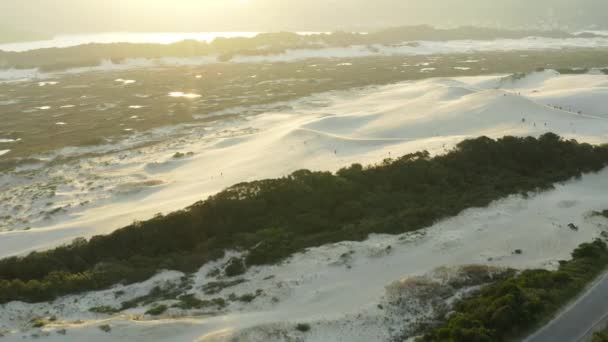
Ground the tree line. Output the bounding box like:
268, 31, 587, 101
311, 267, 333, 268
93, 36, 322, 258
1, 133, 607, 303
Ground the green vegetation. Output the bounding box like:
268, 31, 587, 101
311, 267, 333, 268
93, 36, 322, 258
0, 134, 607, 304
98, 324, 112, 333
224, 258, 247, 277
89, 306, 120, 315
593, 210, 608, 219
172, 294, 204, 310
296, 323, 311, 332
172, 295, 227, 310
228, 289, 263, 303
418, 239, 608, 342
31, 318, 48, 328
30, 315, 57, 328
145, 304, 168, 316
202, 279, 247, 295
119, 278, 193, 311
595, 329, 608, 342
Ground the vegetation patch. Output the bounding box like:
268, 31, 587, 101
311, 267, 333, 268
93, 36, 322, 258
172, 294, 228, 311
31, 318, 49, 328
595, 329, 608, 342
0, 134, 608, 304
202, 278, 247, 295
172, 294, 205, 310
418, 239, 608, 342
145, 304, 168, 316
89, 306, 120, 315
224, 257, 247, 277
296, 323, 311, 332
120, 282, 189, 310
592, 210, 608, 219
98, 324, 111, 333
228, 289, 264, 303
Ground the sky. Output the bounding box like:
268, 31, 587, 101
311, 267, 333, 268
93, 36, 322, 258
1, 0, 607, 34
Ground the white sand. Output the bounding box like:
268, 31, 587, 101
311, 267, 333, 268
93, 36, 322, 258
2, 71, 608, 255
2, 170, 608, 341
1, 71, 608, 341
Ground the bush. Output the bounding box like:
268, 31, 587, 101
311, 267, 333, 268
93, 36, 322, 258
419, 239, 608, 342
145, 304, 168, 316
296, 323, 311, 332
89, 306, 120, 314
594, 330, 608, 342
238, 293, 256, 303
224, 258, 246, 277
31, 319, 47, 328
172, 294, 205, 310
98, 324, 111, 333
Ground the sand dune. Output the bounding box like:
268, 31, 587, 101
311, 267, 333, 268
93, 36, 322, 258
2, 71, 608, 258
2, 71, 608, 341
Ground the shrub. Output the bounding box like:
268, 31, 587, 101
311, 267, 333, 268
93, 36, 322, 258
296, 323, 311, 332
224, 258, 246, 277
98, 324, 111, 333
238, 293, 256, 303
32, 319, 47, 328
419, 239, 608, 341
173, 294, 204, 310
145, 304, 168, 316
89, 306, 120, 314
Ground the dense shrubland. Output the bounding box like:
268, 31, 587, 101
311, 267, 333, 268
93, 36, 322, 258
418, 239, 608, 342
595, 330, 608, 342
1, 133, 608, 304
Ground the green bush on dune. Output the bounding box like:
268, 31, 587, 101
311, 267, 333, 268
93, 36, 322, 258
595, 330, 608, 342
0, 133, 607, 304
418, 239, 608, 342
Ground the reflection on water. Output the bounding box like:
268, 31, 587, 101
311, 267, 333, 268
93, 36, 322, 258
169, 92, 201, 99
115, 78, 136, 85
38, 81, 58, 87
0, 150, 9, 156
